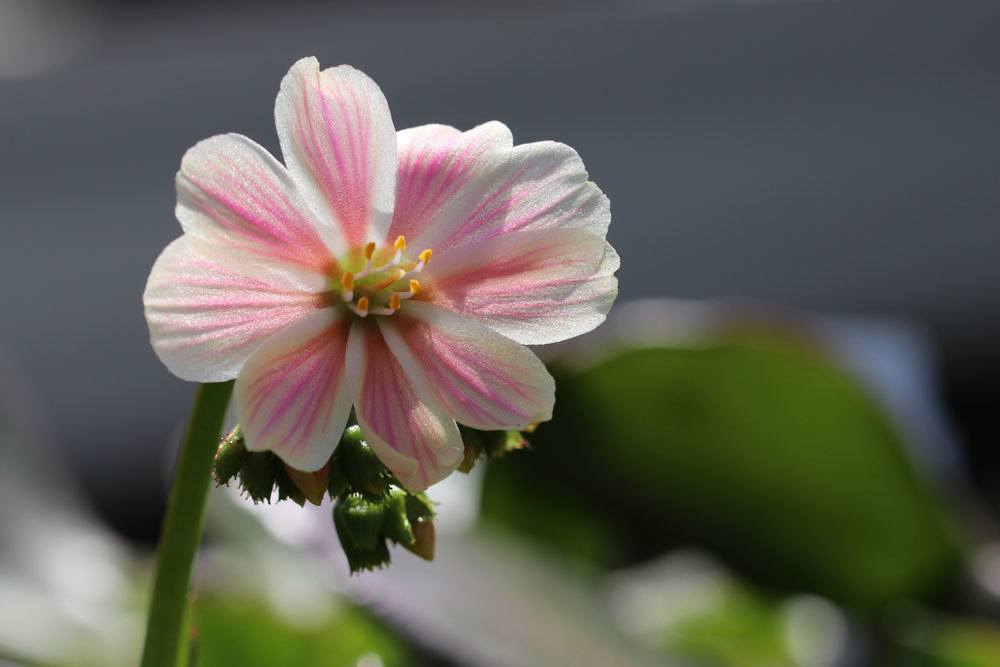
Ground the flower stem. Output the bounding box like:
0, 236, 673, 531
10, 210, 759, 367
140, 381, 234, 667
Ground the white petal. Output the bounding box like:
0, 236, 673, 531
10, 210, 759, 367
176, 133, 337, 273
424, 228, 619, 345
388, 121, 512, 249
428, 140, 611, 253
346, 321, 464, 492
381, 301, 554, 431
275, 57, 397, 250
234, 308, 353, 472
143, 236, 325, 382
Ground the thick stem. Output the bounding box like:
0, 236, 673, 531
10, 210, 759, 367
140, 381, 234, 667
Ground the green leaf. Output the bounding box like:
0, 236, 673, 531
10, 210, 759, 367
482, 340, 964, 608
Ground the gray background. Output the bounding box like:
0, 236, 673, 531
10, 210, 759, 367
1, 0, 997, 537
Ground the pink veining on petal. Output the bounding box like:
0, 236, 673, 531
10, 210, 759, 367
387, 122, 511, 250
178, 136, 333, 274
381, 303, 553, 431
238, 313, 351, 464
144, 238, 324, 381
424, 141, 609, 253
422, 227, 618, 345
351, 322, 461, 491
279, 61, 395, 249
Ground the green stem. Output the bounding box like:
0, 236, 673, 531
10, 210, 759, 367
140, 381, 234, 667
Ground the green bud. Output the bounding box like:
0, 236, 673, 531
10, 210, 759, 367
457, 426, 528, 470
338, 425, 390, 496
327, 460, 349, 499
239, 452, 280, 503
381, 487, 414, 546
405, 491, 436, 522
213, 426, 248, 485
484, 429, 528, 459
339, 535, 391, 574
334, 494, 385, 551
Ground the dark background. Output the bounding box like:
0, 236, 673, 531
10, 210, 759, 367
1, 0, 998, 542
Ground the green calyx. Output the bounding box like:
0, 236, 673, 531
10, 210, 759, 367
457, 426, 529, 473
211, 420, 528, 573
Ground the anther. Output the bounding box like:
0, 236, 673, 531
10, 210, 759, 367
389, 293, 401, 310
340, 272, 355, 300
394, 235, 407, 251
409, 279, 421, 296
364, 242, 376, 260
355, 296, 370, 317
419, 249, 432, 265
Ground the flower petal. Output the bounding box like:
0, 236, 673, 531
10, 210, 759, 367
387, 121, 512, 248
275, 57, 397, 250
176, 133, 336, 274
143, 236, 325, 382
424, 228, 619, 345
234, 309, 353, 472
346, 321, 464, 492
428, 140, 611, 253
381, 301, 554, 431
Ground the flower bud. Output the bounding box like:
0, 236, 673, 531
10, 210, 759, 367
213, 426, 248, 485
338, 425, 390, 495
333, 494, 391, 573
381, 487, 414, 546
334, 494, 385, 551
239, 452, 280, 503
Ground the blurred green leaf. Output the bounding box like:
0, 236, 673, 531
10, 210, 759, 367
482, 339, 964, 608
195, 595, 410, 667
890, 611, 1000, 666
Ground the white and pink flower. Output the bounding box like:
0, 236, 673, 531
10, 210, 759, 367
144, 58, 618, 492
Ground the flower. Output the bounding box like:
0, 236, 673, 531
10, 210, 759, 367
143, 58, 618, 492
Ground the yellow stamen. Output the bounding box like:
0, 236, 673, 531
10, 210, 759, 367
394, 235, 407, 251
409, 279, 421, 295
389, 293, 401, 310
364, 242, 376, 260
419, 249, 432, 264
341, 272, 355, 290
356, 296, 369, 313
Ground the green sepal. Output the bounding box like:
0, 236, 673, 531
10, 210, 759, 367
334, 494, 386, 551
239, 452, 280, 503
339, 425, 390, 496
381, 487, 414, 546
274, 466, 306, 506
213, 426, 248, 485
404, 491, 435, 522
457, 426, 529, 472
326, 451, 349, 499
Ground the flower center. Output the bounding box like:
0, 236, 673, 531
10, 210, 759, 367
331, 235, 432, 317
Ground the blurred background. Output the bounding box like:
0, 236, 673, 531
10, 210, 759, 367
1, 0, 999, 665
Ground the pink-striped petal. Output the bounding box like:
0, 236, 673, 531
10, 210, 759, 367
234, 309, 353, 472
346, 321, 464, 492
143, 236, 325, 382
425, 228, 619, 345
426, 140, 611, 253
275, 57, 397, 250
176, 133, 336, 274
381, 302, 554, 431
387, 122, 511, 248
